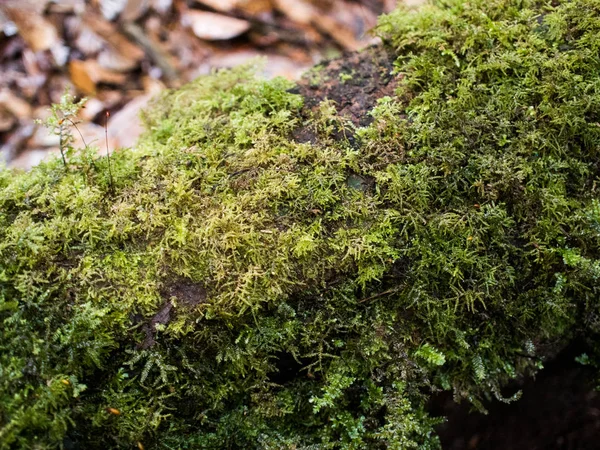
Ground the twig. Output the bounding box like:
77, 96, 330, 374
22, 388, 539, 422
120, 22, 179, 85
358, 287, 399, 303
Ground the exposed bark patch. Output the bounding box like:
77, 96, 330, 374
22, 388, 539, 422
138, 280, 207, 349
162, 279, 208, 308
291, 44, 399, 144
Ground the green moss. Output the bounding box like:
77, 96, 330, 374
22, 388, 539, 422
339, 70, 355, 84
1, 0, 600, 447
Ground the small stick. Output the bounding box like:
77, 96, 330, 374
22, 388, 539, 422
358, 287, 399, 303
105, 111, 114, 192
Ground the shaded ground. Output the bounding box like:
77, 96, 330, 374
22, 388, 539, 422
434, 344, 600, 449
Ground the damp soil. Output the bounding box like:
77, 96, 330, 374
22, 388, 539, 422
291, 45, 399, 145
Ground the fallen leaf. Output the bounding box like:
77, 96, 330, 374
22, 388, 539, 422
237, 0, 273, 16
182, 10, 251, 41
0, 123, 35, 163
121, 0, 150, 22
313, 15, 359, 51
82, 12, 145, 62
76, 26, 106, 56
106, 94, 151, 149
150, 0, 172, 13
28, 125, 61, 148
0, 109, 16, 132
1, 7, 59, 52
384, 0, 398, 12
0, 90, 33, 119
193, 0, 239, 12
200, 49, 310, 79
99, 0, 128, 20
404, 0, 424, 6
272, 0, 314, 24
97, 48, 140, 72
0, 9, 18, 37
78, 98, 106, 122
69, 60, 97, 95
50, 42, 70, 66
70, 59, 128, 94
46, 0, 85, 14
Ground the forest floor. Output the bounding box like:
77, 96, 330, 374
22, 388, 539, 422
0, 0, 420, 169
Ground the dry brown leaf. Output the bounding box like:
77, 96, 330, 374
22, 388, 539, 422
82, 13, 145, 61
193, 0, 239, 12
142, 76, 166, 95
106, 94, 151, 149
384, 0, 398, 12
46, 0, 85, 14
71, 59, 128, 92
194, 0, 273, 15
70, 60, 97, 95
182, 10, 251, 41
237, 0, 273, 16
71, 58, 130, 95
150, 0, 172, 13
327, 1, 378, 47
92, 61, 127, 84
192, 48, 309, 80
28, 126, 61, 148
312, 14, 360, 51
97, 48, 140, 72
76, 26, 106, 55
99, 0, 128, 20
8, 148, 55, 170
0, 109, 16, 132
121, 0, 150, 22
0, 90, 33, 119
50, 42, 70, 66
272, 0, 314, 24
1, 122, 35, 163
78, 98, 106, 122
274, 0, 360, 50
2, 7, 59, 52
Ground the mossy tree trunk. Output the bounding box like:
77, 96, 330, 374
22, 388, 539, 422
1, 1, 600, 448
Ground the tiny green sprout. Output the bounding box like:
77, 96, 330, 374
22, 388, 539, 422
36, 89, 87, 167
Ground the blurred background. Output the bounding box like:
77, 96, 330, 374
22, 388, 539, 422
0, 0, 423, 169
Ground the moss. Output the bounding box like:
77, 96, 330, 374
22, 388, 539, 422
339, 70, 355, 84
1, 0, 600, 448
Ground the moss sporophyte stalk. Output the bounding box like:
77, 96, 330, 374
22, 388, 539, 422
1, 0, 600, 447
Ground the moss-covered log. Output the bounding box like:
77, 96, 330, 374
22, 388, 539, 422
1, 0, 600, 448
